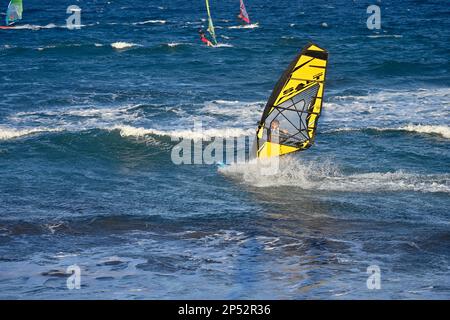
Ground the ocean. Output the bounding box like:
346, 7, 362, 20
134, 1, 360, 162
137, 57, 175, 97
0, 0, 449, 299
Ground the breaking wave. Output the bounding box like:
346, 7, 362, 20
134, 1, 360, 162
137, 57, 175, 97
111, 42, 138, 49
113, 125, 252, 140
228, 23, 259, 29
328, 124, 450, 139
132, 20, 166, 25
399, 124, 450, 139
219, 157, 450, 193
0, 126, 62, 140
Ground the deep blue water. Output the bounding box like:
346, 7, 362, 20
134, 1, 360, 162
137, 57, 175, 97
0, 0, 449, 299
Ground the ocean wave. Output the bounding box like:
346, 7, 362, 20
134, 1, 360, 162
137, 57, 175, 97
328, 124, 450, 139
113, 125, 253, 140
219, 158, 450, 193
0, 126, 62, 140
35, 43, 87, 51
3, 42, 105, 52
3, 23, 58, 30
10, 105, 140, 124
132, 20, 166, 25
399, 124, 450, 139
200, 100, 263, 125
0, 123, 253, 142
213, 43, 233, 48
1, 23, 94, 30
228, 23, 259, 29
166, 42, 185, 48
367, 34, 403, 38
324, 88, 450, 128
4, 100, 261, 141
111, 42, 138, 49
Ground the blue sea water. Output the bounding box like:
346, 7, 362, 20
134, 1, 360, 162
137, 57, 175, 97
0, 0, 449, 299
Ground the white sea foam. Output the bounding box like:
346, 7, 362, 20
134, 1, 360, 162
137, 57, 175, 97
399, 124, 450, 139
114, 125, 253, 140
36, 45, 56, 51
6, 99, 260, 141
3, 87, 448, 145
324, 88, 450, 129
12, 23, 58, 30
133, 20, 166, 25
111, 42, 137, 49
200, 100, 263, 126
327, 124, 450, 139
228, 23, 259, 29
11, 105, 140, 122
212, 43, 234, 48
0, 126, 62, 140
220, 157, 450, 193
367, 34, 403, 38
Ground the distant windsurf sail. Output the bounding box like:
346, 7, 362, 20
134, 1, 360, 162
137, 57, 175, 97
256, 43, 328, 158
239, 0, 250, 24
5, 0, 23, 26
205, 0, 217, 45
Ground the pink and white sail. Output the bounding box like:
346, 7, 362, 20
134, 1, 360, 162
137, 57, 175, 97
239, 0, 250, 24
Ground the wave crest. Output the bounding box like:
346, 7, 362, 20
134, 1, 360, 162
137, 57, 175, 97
111, 42, 138, 49
114, 125, 253, 140
0, 126, 62, 140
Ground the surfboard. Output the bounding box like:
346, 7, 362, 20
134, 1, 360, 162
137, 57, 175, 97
216, 161, 228, 169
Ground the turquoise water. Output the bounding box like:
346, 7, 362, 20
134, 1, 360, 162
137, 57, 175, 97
0, 0, 449, 299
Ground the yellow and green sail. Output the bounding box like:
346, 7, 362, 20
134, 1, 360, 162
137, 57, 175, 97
6, 0, 23, 26
256, 43, 328, 158
205, 0, 217, 45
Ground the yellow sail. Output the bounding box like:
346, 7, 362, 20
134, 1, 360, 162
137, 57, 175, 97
256, 43, 328, 158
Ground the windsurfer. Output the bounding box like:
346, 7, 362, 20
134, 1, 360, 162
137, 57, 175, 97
237, 0, 250, 24
267, 120, 289, 143
198, 29, 213, 47
237, 13, 248, 24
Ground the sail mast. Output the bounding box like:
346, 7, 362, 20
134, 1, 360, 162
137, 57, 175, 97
205, 0, 218, 45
